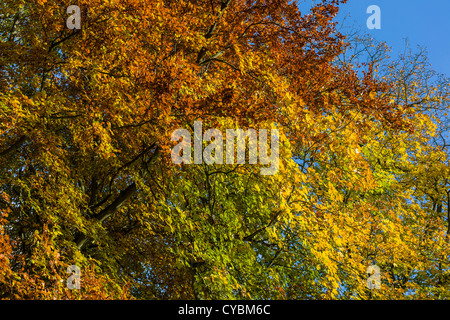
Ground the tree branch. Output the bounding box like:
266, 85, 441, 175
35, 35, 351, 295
76, 182, 137, 250
0, 135, 27, 157
76, 145, 160, 250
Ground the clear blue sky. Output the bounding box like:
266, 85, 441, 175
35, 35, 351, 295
335, 0, 450, 76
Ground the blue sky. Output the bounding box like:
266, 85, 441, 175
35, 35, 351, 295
334, 0, 450, 77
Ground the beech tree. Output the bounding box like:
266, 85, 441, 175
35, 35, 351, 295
1, 0, 449, 299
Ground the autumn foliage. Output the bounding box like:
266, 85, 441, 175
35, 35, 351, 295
1, 0, 450, 299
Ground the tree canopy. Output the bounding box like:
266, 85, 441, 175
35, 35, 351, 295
1, 0, 450, 299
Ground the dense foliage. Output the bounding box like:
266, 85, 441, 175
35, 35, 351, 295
1, 0, 450, 299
